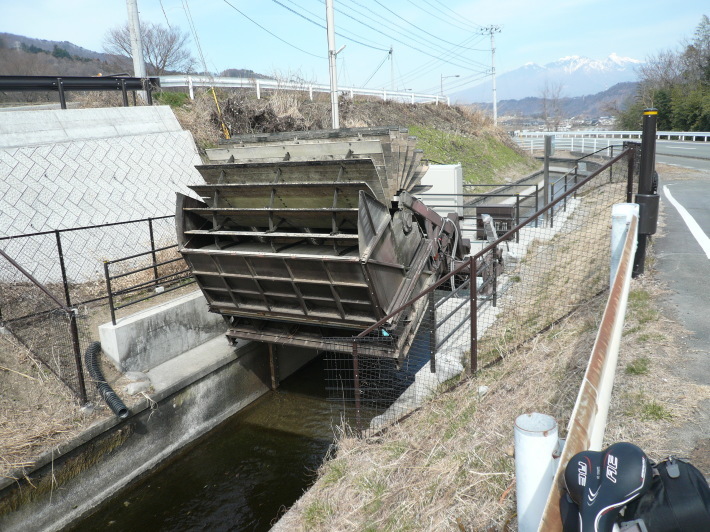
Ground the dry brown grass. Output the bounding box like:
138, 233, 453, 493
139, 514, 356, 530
277, 296, 604, 531
0, 334, 91, 480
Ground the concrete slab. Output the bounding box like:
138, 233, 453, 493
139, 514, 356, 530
0, 106, 182, 149
99, 291, 226, 372
147, 336, 255, 395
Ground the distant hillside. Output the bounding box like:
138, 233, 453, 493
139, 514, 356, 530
0, 32, 110, 61
0, 32, 270, 79
220, 68, 271, 80
474, 82, 638, 119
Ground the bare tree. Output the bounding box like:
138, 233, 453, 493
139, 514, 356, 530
103, 22, 196, 76
540, 79, 564, 131
639, 49, 684, 91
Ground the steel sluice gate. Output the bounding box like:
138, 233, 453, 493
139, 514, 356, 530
176, 127, 470, 361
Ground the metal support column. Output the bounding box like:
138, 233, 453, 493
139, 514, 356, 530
633, 109, 660, 277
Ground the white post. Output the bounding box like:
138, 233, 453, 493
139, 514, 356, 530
188, 76, 194, 100
309, 85, 313, 100
514, 413, 559, 532
325, 0, 340, 129
383, 90, 387, 101
350, 88, 354, 99
411, 92, 415, 104
256, 80, 261, 100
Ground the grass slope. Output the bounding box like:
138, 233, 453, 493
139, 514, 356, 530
408, 125, 538, 186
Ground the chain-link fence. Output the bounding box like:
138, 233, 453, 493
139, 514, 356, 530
0, 216, 185, 402
325, 147, 637, 435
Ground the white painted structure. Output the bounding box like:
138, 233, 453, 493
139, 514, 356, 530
417, 163, 464, 216
514, 413, 559, 532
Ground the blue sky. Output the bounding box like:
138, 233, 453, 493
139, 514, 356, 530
0, 0, 707, 95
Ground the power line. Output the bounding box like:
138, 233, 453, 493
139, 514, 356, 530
338, 0, 488, 68
403, 0, 479, 33
335, 0, 487, 71
372, 0, 487, 52
361, 48, 391, 87
183, 0, 208, 73
416, 0, 484, 29
222, 0, 325, 59
272, 0, 390, 52
393, 33, 488, 87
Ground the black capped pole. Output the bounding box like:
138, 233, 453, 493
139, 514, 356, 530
633, 108, 660, 277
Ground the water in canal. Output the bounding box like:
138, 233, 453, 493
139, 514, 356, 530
67, 355, 336, 532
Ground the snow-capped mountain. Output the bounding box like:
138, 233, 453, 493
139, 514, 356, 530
453, 54, 642, 103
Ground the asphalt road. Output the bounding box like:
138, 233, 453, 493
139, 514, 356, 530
653, 157, 710, 468
656, 140, 710, 171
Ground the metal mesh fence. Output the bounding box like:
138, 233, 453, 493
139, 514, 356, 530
0, 216, 183, 401
325, 148, 635, 435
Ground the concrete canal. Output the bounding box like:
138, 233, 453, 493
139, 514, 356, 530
67, 355, 334, 531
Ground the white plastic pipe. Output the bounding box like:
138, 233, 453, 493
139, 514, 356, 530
610, 204, 640, 286
515, 413, 559, 532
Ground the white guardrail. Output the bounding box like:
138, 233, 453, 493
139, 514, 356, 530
537, 208, 639, 531
514, 130, 710, 154
159, 75, 449, 105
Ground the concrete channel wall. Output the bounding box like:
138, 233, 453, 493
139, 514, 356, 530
0, 309, 319, 532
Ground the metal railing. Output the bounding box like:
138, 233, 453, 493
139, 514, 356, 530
0, 75, 159, 109
325, 148, 636, 433
0, 216, 178, 314
103, 245, 194, 325
159, 75, 450, 105
539, 211, 639, 531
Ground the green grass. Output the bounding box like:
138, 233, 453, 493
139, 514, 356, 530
625, 356, 651, 375
625, 392, 673, 421
640, 400, 673, 421
627, 289, 660, 325
154, 91, 190, 108
303, 500, 334, 529
407, 125, 537, 186
321, 459, 347, 486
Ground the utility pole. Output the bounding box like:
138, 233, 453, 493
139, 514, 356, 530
126, 0, 148, 100
479, 26, 501, 126
325, 0, 340, 129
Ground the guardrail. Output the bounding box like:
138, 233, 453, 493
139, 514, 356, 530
159, 75, 449, 105
514, 130, 710, 142
515, 136, 627, 155
539, 209, 639, 531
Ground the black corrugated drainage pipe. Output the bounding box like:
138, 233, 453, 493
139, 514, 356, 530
84, 341, 129, 419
